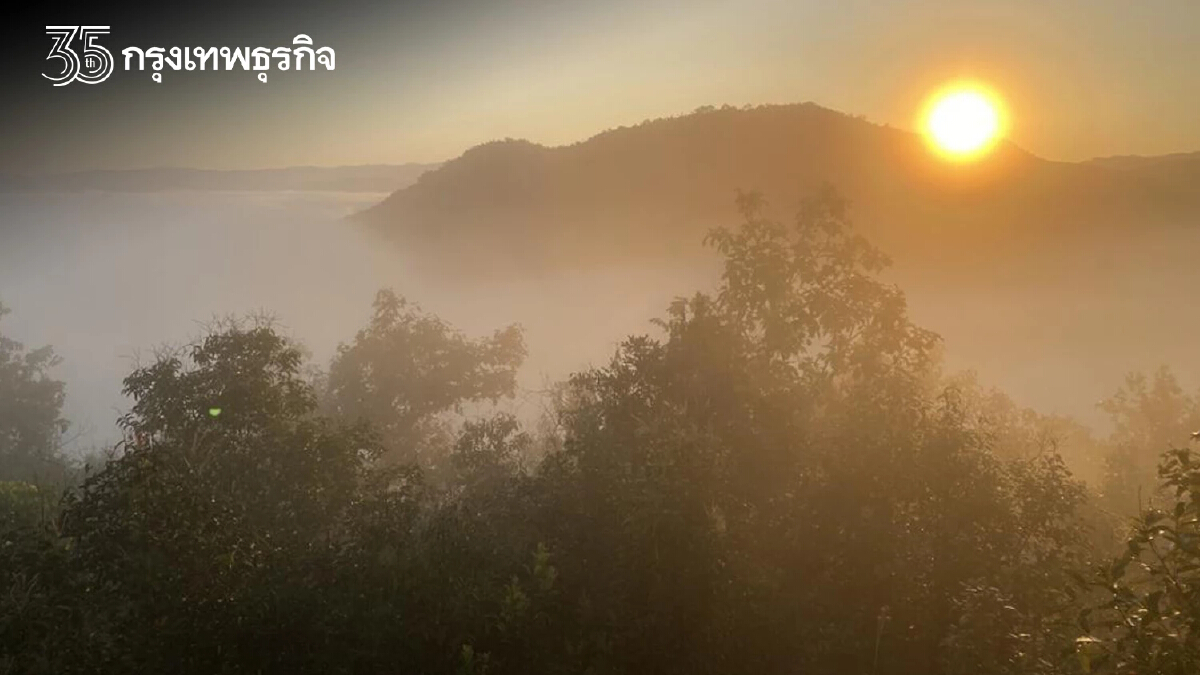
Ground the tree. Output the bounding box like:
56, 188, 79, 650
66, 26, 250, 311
529, 187, 1087, 675
62, 318, 380, 674
1098, 368, 1200, 516
0, 302, 69, 485
0, 190, 1106, 675
0, 306, 84, 674
324, 289, 525, 469
1079, 445, 1200, 675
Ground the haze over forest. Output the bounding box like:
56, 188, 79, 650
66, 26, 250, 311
5, 103, 1197, 445
4, 2, 1200, 673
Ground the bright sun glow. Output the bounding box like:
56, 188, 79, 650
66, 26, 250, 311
922, 84, 1005, 160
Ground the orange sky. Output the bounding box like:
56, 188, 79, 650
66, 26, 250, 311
5, 0, 1199, 172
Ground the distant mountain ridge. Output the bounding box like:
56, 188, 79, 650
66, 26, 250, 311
1087, 151, 1200, 169
0, 163, 440, 194
353, 103, 1200, 280
1084, 152, 1200, 194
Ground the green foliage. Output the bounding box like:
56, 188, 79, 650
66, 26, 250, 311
1098, 368, 1200, 516
0, 190, 1168, 674
59, 319, 382, 673
0, 482, 50, 529
324, 289, 526, 466
522, 188, 1089, 675
0, 303, 70, 485
1078, 446, 1200, 675
707, 186, 939, 390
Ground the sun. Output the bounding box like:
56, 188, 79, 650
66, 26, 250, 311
921, 83, 1006, 161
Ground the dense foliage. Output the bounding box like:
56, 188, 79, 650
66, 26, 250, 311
0, 303, 70, 485
2, 190, 1198, 674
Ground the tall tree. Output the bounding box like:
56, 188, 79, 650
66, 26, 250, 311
324, 289, 525, 468
531, 188, 1086, 675
63, 319, 380, 674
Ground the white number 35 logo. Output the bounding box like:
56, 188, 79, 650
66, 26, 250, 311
44, 26, 115, 86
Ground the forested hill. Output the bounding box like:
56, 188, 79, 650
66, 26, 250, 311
354, 103, 1200, 278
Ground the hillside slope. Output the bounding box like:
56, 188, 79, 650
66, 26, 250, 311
355, 103, 1200, 281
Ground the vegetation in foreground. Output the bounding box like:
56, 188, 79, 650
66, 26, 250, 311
3, 189, 1200, 675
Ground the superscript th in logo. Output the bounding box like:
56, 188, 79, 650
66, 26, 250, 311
44, 26, 115, 86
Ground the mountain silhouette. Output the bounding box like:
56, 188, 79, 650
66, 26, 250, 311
354, 103, 1200, 282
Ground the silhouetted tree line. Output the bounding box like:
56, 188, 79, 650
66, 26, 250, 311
3, 188, 1200, 674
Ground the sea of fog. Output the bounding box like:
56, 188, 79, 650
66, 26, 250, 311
1, 190, 1196, 454
0, 191, 714, 453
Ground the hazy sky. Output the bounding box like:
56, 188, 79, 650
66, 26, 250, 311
3, 0, 1199, 172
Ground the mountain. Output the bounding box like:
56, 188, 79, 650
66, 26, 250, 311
0, 163, 439, 194
1086, 152, 1200, 194
352, 103, 1200, 424
1088, 151, 1200, 170
353, 103, 1200, 282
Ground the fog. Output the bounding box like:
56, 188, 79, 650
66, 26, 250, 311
12, 0, 1200, 667
897, 232, 1200, 430
4, 185, 1200, 463
0, 191, 718, 451
6, 182, 1200, 675
4, 191, 1199, 452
